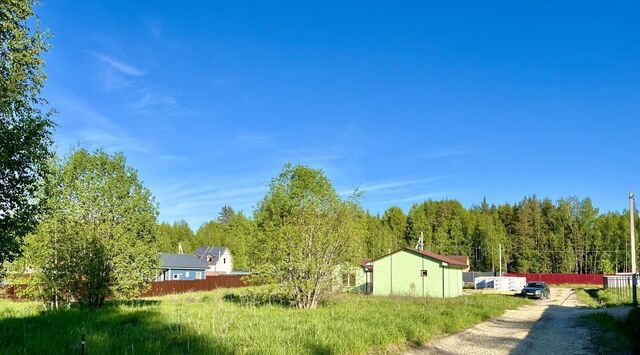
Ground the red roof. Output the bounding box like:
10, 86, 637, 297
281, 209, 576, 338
445, 255, 469, 267
359, 258, 373, 271
371, 247, 468, 267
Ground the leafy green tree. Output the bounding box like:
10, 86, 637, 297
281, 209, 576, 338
252, 164, 361, 309
381, 206, 408, 248
157, 220, 194, 253
0, 0, 54, 270
22, 149, 158, 308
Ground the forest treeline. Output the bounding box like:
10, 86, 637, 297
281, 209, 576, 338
160, 196, 638, 275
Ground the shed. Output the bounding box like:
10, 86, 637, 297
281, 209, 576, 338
157, 253, 208, 281
371, 248, 467, 298
332, 259, 373, 293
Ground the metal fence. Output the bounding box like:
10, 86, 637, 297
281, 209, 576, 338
504, 273, 605, 285
603, 275, 636, 302
142, 275, 247, 297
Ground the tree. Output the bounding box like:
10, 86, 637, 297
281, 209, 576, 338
157, 220, 194, 253
381, 206, 408, 248
22, 149, 158, 308
0, 0, 54, 270
217, 205, 235, 224
252, 164, 361, 309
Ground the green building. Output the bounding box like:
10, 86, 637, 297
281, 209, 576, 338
332, 260, 372, 293
371, 248, 467, 298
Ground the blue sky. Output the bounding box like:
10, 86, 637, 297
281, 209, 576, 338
38, 1, 640, 228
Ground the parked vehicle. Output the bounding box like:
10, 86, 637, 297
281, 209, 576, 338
520, 281, 550, 299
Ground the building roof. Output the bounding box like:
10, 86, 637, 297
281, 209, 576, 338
445, 255, 469, 267
371, 247, 468, 267
160, 253, 208, 269
359, 258, 373, 271
194, 246, 229, 261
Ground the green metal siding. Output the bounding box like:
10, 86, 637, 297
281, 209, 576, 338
372, 250, 463, 298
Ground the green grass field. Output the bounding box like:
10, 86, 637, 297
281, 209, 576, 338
575, 288, 633, 308
0, 288, 528, 354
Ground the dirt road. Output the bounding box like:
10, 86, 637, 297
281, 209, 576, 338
410, 288, 631, 355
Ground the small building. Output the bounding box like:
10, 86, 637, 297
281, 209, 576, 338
371, 248, 467, 298
332, 259, 373, 293
194, 246, 233, 275
157, 253, 208, 281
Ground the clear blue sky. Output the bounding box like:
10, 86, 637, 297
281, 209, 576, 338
38, 1, 640, 228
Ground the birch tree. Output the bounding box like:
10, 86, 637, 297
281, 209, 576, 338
252, 164, 361, 309
23, 149, 159, 308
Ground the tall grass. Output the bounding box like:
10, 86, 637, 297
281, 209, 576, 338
576, 288, 633, 308
0, 289, 527, 354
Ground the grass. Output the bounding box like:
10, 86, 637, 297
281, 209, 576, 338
575, 288, 634, 308
0, 288, 528, 354
584, 308, 640, 354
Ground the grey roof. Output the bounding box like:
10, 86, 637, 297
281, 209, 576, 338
194, 246, 229, 260
160, 253, 207, 269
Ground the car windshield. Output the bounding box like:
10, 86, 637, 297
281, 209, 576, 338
526, 282, 544, 288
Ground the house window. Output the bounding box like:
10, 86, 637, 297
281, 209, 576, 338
173, 273, 180, 280
196, 272, 202, 279
223, 258, 226, 264
342, 273, 357, 287
185, 271, 190, 277
421, 270, 428, 277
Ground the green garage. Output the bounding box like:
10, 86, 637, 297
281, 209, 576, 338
371, 248, 467, 298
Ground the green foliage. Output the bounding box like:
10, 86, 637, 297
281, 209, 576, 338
252, 164, 362, 309
0, 288, 527, 354
19, 149, 159, 308
0, 0, 54, 269
194, 210, 253, 269
157, 220, 194, 253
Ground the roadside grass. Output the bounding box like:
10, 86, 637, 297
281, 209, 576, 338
584, 308, 640, 354
550, 283, 603, 289
575, 288, 633, 308
0, 288, 528, 354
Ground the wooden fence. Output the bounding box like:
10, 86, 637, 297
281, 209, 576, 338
1, 275, 248, 300
504, 273, 605, 285
142, 275, 247, 297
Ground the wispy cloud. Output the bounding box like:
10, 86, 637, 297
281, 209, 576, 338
340, 176, 449, 195
51, 88, 154, 154
155, 180, 269, 227
369, 192, 451, 206
90, 52, 145, 76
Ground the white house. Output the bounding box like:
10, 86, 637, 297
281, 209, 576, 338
194, 246, 233, 275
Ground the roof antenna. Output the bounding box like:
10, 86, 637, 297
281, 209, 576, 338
178, 242, 184, 254
416, 231, 424, 251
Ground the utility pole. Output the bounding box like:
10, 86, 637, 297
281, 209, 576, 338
499, 243, 502, 277
630, 192, 637, 306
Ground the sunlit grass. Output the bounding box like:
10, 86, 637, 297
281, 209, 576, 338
576, 288, 634, 308
0, 288, 528, 354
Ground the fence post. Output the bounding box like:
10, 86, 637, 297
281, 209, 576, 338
80, 334, 85, 355
633, 274, 638, 307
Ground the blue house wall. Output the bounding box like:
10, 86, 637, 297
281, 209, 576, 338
166, 268, 206, 280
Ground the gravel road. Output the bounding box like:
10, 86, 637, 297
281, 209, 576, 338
409, 288, 632, 355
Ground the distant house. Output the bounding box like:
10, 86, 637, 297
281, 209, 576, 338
157, 253, 208, 281
194, 246, 233, 275
371, 248, 468, 298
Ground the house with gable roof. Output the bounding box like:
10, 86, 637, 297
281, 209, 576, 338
194, 246, 233, 275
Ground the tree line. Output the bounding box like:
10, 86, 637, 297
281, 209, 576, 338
160, 195, 639, 277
